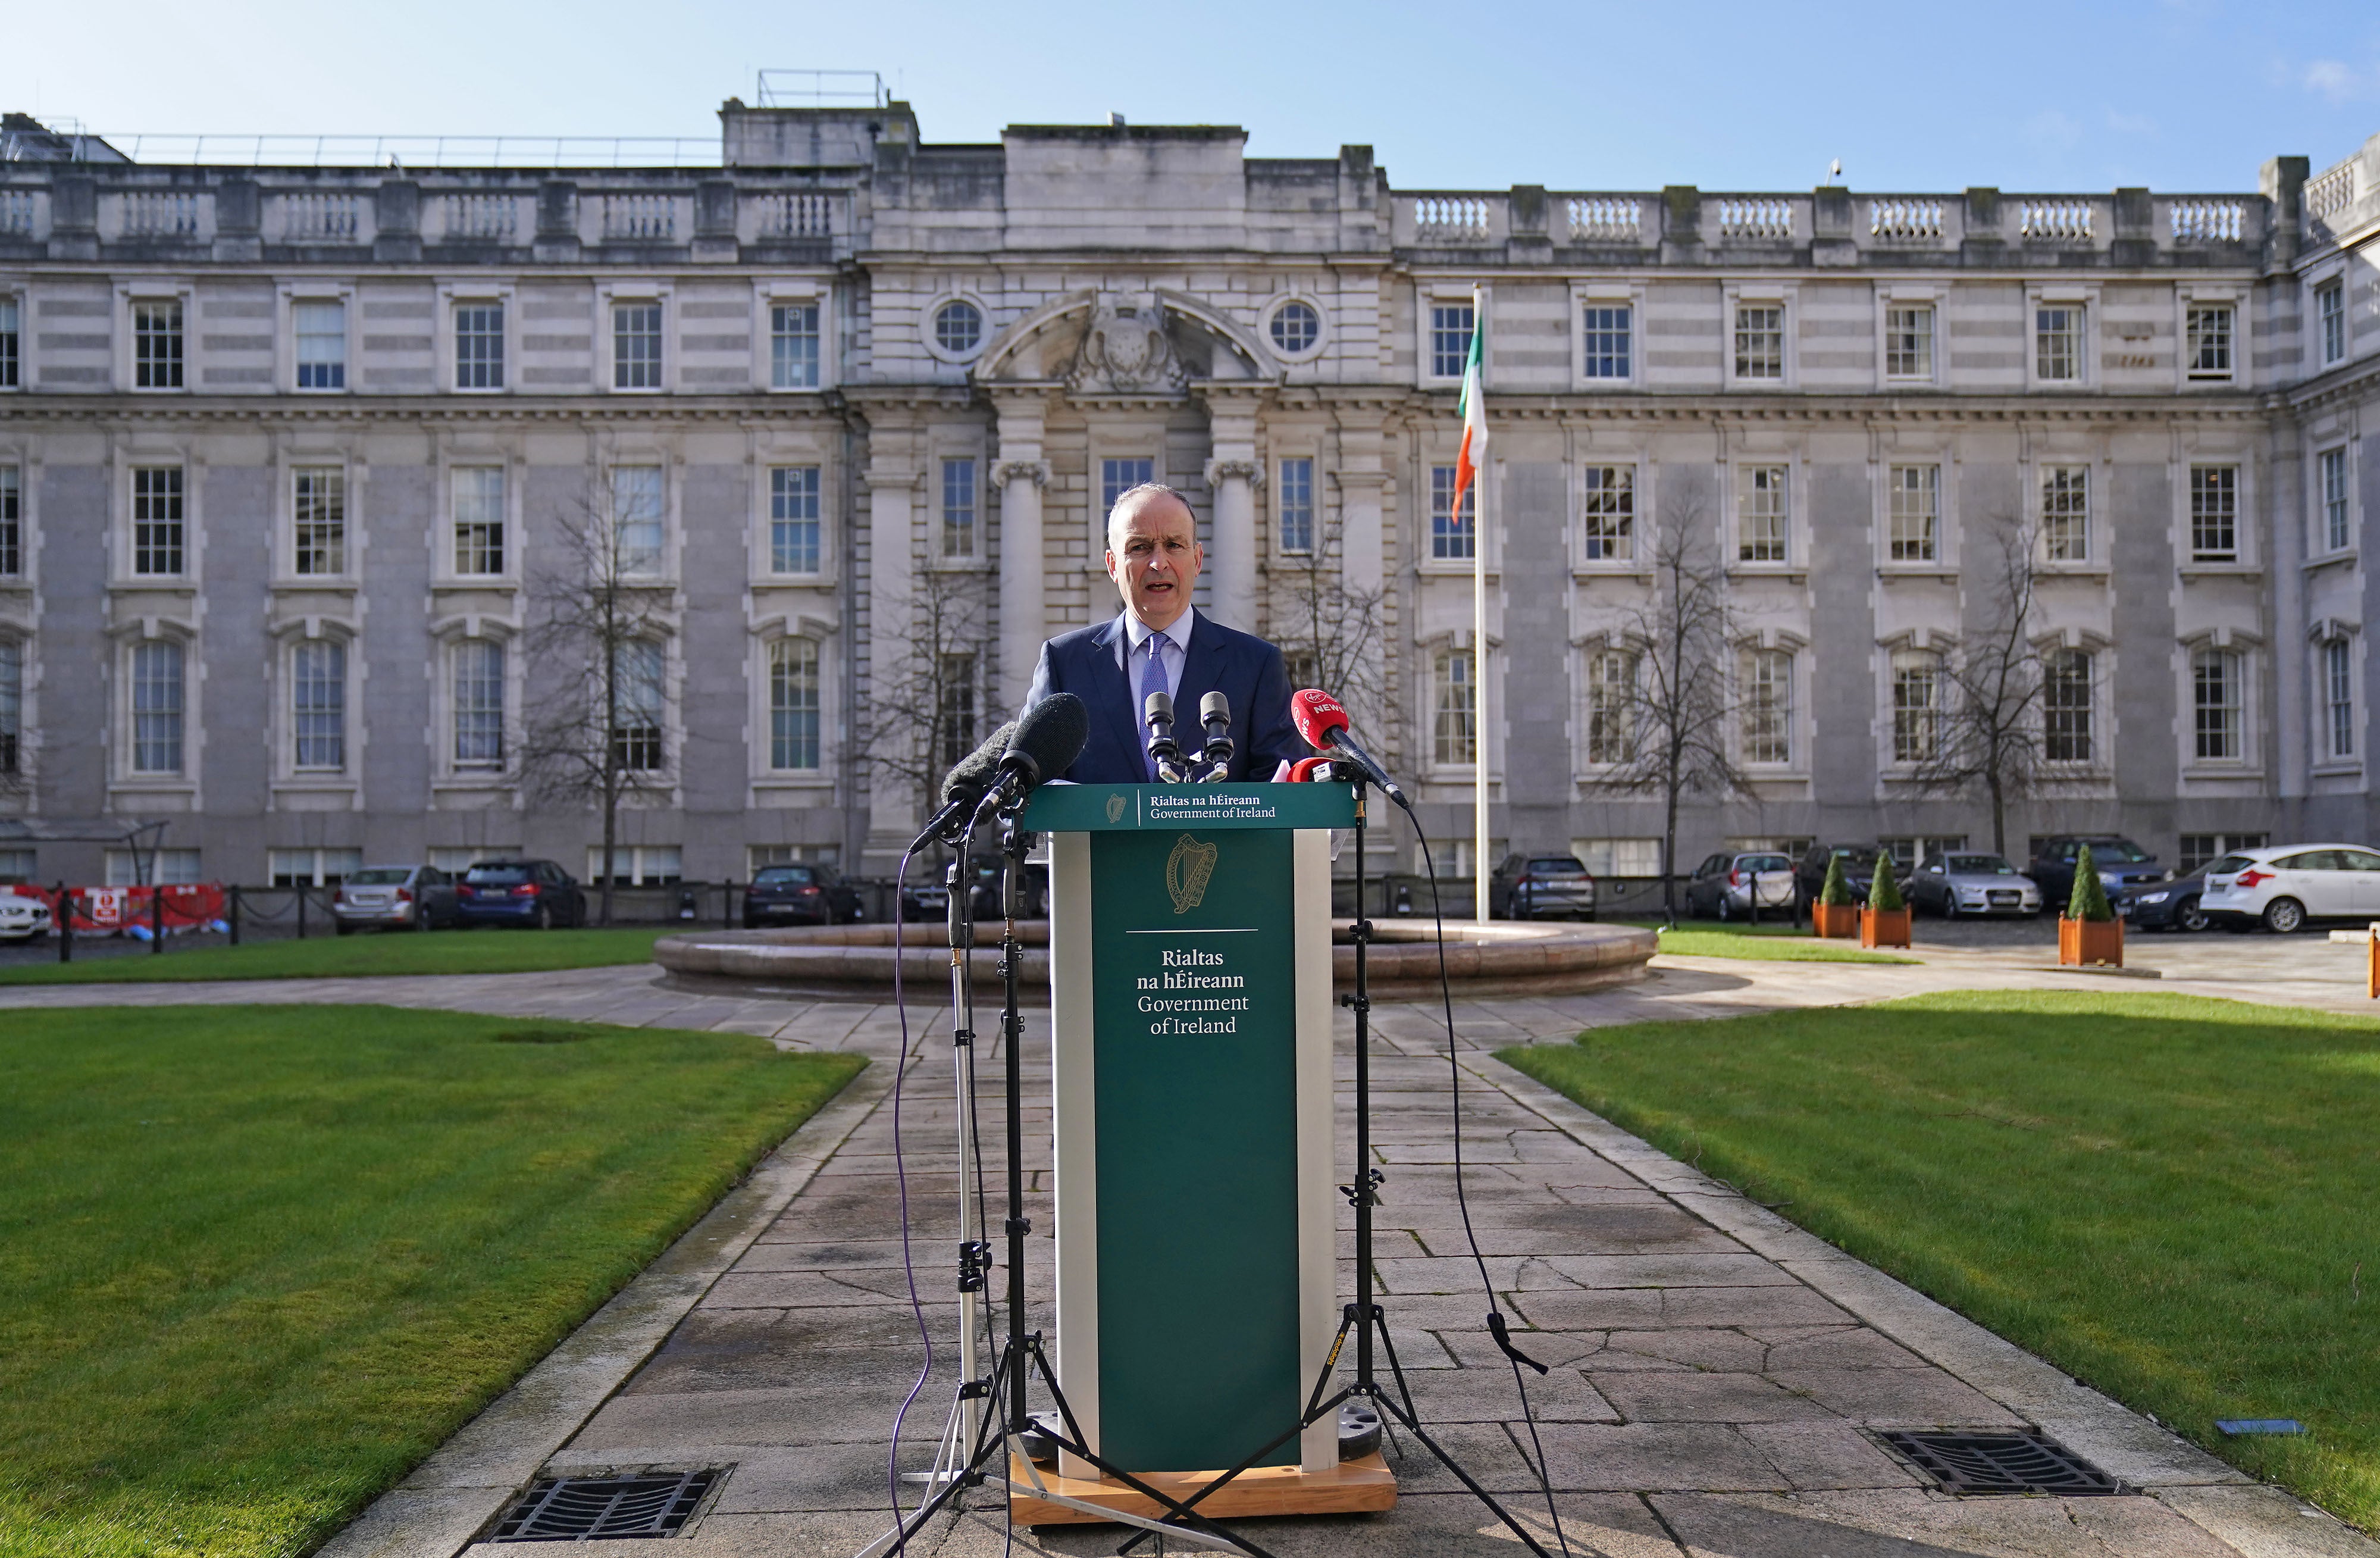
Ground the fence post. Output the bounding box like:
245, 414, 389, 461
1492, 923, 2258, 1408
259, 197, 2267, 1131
152, 881, 164, 954
723, 880, 735, 930
296, 885, 308, 940
55, 880, 71, 964
228, 884, 242, 946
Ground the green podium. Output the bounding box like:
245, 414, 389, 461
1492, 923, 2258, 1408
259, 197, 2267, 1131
1017, 781, 1367, 1507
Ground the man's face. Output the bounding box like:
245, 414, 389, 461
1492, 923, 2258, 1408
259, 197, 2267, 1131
1105, 493, 1204, 631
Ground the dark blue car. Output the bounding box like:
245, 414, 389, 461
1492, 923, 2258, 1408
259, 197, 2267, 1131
455, 859, 587, 930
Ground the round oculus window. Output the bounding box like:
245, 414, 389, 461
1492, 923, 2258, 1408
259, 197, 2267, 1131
1270, 301, 1320, 355
934, 300, 984, 355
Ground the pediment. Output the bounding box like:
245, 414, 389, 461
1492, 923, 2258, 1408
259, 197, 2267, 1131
972, 287, 1280, 392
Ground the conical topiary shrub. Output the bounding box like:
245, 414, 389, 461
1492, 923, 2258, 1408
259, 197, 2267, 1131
1867, 858, 1904, 912
1818, 853, 1851, 907
2059, 842, 2124, 966
2067, 843, 2115, 921
1811, 852, 1859, 938
1862, 850, 1911, 947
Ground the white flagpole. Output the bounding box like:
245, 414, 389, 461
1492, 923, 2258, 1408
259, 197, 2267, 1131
1471, 285, 1489, 924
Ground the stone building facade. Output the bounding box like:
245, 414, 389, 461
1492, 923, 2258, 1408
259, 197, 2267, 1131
0, 102, 2376, 888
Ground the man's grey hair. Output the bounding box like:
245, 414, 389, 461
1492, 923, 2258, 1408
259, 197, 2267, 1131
1105, 482, 1198, 549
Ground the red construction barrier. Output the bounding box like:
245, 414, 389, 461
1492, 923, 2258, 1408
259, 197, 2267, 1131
7, 882, 227, 935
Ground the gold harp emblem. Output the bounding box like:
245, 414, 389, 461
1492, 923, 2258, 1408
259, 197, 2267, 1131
1166, 834, 1219, 914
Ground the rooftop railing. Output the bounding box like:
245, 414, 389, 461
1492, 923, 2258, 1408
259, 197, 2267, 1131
65, 134, 724, 168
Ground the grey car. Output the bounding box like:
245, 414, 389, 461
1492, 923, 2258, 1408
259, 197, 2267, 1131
1684, 852, 1796, 920
1906, 852, 2043, 918
333, 864, 462, 933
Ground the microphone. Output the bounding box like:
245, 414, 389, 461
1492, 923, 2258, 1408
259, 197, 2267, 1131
1289, 688, 1408, 808
909, 720, 1017, 850
972, 693, 1090, 824
1143, 691, 1187, 783
1194, 690, 1233, 781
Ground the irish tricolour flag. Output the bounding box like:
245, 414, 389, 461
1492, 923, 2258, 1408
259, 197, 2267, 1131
1450, 290, 1486, 540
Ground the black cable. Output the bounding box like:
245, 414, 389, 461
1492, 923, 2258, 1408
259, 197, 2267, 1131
884, 843, 934, 1557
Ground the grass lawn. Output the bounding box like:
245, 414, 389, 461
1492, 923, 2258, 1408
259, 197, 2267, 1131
1502, 991, 2380, 1531
0, 927, 678, 986
1618, 918, 1918, 965
0, 1005, 866, 1558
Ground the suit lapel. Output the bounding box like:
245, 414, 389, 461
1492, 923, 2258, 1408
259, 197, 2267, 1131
1172, 611, 1228, 744
1088, 614, 1143, 767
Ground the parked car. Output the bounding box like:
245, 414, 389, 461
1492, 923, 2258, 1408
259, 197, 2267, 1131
333, 864, 462, 934
2198, 844, 2380, 933
2123, 857, 2249, 933
453, 859, 587, 930
1488, 853, 1598, 920
1794, 844, 1890, 913
1684, 852, 1796, 920
2026, 835, 2167, 908
961, 859, 1049, 921
743, 863, 863, 928
899, 877, 951, 924
1906, 851, 2043, 918
0, 891, 53, 941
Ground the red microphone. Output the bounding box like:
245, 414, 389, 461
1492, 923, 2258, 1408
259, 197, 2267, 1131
1289, 689, 1407, 806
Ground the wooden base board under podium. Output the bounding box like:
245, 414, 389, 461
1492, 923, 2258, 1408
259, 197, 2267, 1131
1008, 1452, 1397, 1525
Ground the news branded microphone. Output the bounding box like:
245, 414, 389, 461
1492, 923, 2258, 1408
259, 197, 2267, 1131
1142, 690, 1188, 783
1290, 688, 1408, 808
971, 692, 1091, 824
909, 719, 1018, 849
1194, 690, 1233, 782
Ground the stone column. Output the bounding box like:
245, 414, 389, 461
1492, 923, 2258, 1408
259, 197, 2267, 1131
861, 430, 922, 869
994, 459, 1048, 712
1203, 458, 1261, 628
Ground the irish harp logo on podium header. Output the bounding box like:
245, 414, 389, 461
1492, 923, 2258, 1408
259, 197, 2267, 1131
1105, 791, 1129, 825
1165, 834, 1219, 913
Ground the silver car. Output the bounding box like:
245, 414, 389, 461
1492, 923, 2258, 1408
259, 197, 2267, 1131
1908, 852, 2042, 918
333, 864, 462, 934
0, 891, 54, 941
1684, 852, 1796, 920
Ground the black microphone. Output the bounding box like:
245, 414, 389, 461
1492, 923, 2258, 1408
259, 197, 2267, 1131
972, 693, 1090, 824
1144, 691, 1187, 783
1195, 690, 1233, 781
909, 720, 1017, 850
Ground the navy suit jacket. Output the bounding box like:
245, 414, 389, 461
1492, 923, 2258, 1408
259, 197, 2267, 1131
1023, 611, 1305, 785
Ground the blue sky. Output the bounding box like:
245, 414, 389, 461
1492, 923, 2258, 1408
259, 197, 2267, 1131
7, 0, 2378, 192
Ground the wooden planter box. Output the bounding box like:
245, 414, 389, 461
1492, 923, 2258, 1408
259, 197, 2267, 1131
2059, 915, 2124, 967
2368, 929, 2377, 1000
1861, 906, 1912, 949
1812, 903, 1860, 939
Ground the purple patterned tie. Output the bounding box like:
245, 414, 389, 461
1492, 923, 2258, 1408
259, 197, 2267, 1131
1138, 635, 1166, 781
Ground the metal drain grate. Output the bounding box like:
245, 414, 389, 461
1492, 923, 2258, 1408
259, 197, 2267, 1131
491, 1469, 721, 1541
1880, 1431, 2125, 1496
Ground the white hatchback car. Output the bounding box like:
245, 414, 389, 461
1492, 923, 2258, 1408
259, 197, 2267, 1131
2198, 844, 2380, 933
0, 891, 55, 941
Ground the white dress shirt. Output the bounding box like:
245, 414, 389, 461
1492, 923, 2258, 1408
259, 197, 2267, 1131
1119, 606, 1195, 706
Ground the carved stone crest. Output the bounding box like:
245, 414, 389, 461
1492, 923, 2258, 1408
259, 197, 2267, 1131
1070, 293, 1185, 394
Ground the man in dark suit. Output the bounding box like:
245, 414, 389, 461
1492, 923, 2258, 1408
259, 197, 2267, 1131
1023, 483, 1304, 784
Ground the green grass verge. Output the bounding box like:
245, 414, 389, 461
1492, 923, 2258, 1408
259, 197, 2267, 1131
0, 927, 677, 986
0, 1005, 866, 1558
1501, 991, 2380, 1530
1618, 919, 1917, 964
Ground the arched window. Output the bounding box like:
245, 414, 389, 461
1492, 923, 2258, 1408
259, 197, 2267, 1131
2043, 648, 2095, 762
292, 638, 347, 771
1740, 648, 1794, 764
452, 639, 506, 770
1583, 650, 1636, 764
0, 636, 20, 777
2191, 647, 2241, 761
1432, 649, 1476, 767
769, 639, 821, 771
130, 639, 184, 774
1890, 650, 1941, 764
610, 640, 666, 771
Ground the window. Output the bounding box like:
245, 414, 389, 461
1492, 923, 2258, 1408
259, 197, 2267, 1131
1581, 465, 1633, 562
2185, 305, 2233, 380
270, 847, 361, 887
770, 637, 821, 771
747, 843, 840, 875
1430, 465, 1474, 560
771, 302, 819, 388
1581, 304, 1630, 380
2318, 281, 2345, 366
1283, 649, 1320, 690
609, 465, 664, 574
588, 844, 682, 887
1277, 458, 1314, 554
2319, 448, 2350, 553
292, 639, 346, 771
1101, 457, 1154, 521
132, 467, 183, 576
1432, 648, 1476, 765
2041, 465, 2090, 562
1884, 305, 1934, 380
1740, 648, 1793, 764
1583, 649, 1634, 764
937, 652, 977, 774
934, 301, 982, 356
2043, 648, 2094, 761
107, 848, 202, 886
610, 640, 665, 771
2189, 465, 2237, 562
0, 465, 17, 575
0, 295, 16, 389
0, 636, 18, 776
769, 466, 821, 574
452, 639, 505, 770
1429, 303, 1474, 380
2179, 832, 2268, 874
452, 467, 505, 575
1738, 466, 1789, 563
1891, 650, 1941, 763
454, 302, 504, 389
613, 302, 663, 389
133, 300, 183, 389
2192, 647, 2241, 761
1570, 838, 1663, 877
1270, 301, 1319, 355
0, 847, 32, 883
130, 639, 184, 774
1887, 465, 1937, 562
2035, 305, 2083, 382
294, 300, 345, 390
941, 458, 977, 559
2324, 639, 2355, 761
1733, 305, 1783, 380
292, 467, 345, 575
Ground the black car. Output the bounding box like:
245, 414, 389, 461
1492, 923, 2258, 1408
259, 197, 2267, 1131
454, 859, 588, 929
1487, 854, 1598, 921
2028, 835, 2166, 908
1794, 843, 1889, 911
2123, 853, 2254, 933
743, 863, 863, 928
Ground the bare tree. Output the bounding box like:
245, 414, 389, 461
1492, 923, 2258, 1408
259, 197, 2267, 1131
1588, 498, 1751, 922
865, 562, 996, 840
518, 478, 676, 926
1905, 514, 2055, 857
1266, 523, 1402, 764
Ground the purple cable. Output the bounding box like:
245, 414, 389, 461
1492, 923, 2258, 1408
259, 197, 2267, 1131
884, 844, 933, 1556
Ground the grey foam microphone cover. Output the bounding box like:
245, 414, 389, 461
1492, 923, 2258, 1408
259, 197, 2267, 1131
1144, 689, 1175, 725
941, 721, 1016, 803
1007, 693, 1089, 786
1200, 690, 1229, 724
